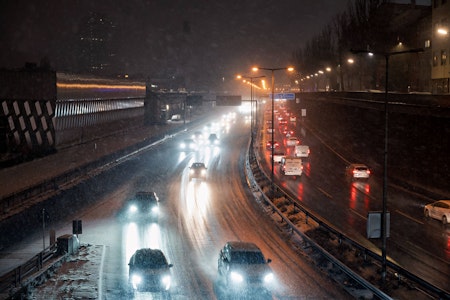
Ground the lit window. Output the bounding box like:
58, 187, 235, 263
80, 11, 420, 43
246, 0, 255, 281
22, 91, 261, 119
441, 50, 447, 65
424, 40, 431, 48
433, 52, 438, 67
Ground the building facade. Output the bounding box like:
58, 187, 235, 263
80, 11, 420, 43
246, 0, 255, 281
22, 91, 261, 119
431, 0, 450, 93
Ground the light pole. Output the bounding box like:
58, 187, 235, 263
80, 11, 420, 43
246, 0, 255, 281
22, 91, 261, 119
252, 66, 294, 197
351, 47, 423, 286
236, 75, 265, 139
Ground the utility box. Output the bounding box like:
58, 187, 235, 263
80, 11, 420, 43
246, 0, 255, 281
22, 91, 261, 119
57, 234, 80, 255
367, 211, 390, 239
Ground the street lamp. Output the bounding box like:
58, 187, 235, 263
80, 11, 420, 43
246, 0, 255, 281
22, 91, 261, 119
236, 75, 265, 139
351, 47, 423, 286
252, 66, 294, 197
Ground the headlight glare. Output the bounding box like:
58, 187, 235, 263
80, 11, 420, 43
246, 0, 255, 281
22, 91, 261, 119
230, 271, 244, 283
264, 272, 274, 283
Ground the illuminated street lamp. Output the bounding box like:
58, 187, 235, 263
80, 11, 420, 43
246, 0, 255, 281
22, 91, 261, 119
252, 66, 294, 197
236, 75, 265, 139
351, 47, 423, 286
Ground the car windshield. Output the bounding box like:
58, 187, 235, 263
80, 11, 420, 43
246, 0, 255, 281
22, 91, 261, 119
231, 251, 265, 264
192, 163, 204, 168
134, 251, 167, 268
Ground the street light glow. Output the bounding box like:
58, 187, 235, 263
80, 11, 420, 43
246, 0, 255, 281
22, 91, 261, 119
437, 28, 448, 35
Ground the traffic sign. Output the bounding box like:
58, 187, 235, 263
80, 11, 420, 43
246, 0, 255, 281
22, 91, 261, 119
270, 93, 295, 100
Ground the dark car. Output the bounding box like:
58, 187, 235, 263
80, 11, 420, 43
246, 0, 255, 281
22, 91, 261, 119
207, 133, 220, 145
266, 140, 279, 150
128, 248, 173, 292
218, 241, 274, 293
189, 162, 207, 181
180, 138, 197, 151
125, 192, 159, 222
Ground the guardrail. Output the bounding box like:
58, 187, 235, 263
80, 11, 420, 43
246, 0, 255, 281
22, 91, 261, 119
0, 244, 57, 296
245, 138, 450, 299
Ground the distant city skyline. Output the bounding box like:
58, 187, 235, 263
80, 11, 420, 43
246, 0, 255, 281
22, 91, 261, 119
0, 0, 431, 90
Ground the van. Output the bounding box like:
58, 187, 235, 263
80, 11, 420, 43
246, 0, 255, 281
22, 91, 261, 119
294, 145, 310, 159
280, 156, 303, 177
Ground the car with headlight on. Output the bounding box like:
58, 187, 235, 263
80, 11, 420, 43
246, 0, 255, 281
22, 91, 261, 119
180, 138, 197, 151
346, 163, 371, 181
126, 192, 159, 222
128, 248, 173, 293
189, 162, 207, 181
207, 133, 220, 145
218, 241, 274, 294
424, 200, 450, 225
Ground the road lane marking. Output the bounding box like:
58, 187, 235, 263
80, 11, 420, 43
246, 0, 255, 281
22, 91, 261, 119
395, 210, 424, 224
317, 187, 333, 199
349, 208, 367, 220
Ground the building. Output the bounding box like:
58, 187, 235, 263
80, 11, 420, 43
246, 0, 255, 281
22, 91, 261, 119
77, 12, 116, 75
431, 0, 450, 93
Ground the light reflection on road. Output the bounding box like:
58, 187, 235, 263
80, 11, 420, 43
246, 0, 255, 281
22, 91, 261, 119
122, 222, 162, 274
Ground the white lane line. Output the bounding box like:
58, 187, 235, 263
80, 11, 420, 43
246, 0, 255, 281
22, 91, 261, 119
396, 210, 424, 224
349, 208, 367, 220
98, 244, 106, 300
317, 187, 333, 199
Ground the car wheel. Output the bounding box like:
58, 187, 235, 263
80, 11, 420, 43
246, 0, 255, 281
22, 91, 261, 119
442, 216, 448, 225
424, 210, 430, 218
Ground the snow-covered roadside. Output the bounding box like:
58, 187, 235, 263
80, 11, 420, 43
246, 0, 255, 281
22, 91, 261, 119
27, 244, 103, 300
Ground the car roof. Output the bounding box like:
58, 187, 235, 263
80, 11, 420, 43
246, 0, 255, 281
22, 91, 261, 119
225, 241, 261, 252
131, 248, 168, 266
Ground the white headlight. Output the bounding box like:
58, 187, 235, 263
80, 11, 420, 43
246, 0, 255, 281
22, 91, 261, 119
162, 275, 171, 290
230, 271, 244, 283
152, 206, 159, 213
264, 272, 274, 283
131, 274, 142, 289
129, 205, 138, 213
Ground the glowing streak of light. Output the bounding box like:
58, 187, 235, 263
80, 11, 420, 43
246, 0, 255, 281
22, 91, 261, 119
57, 82, 146, 91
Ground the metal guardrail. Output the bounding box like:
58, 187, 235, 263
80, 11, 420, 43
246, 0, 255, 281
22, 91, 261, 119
0, 244, 57, 295
245, 138, 450, 299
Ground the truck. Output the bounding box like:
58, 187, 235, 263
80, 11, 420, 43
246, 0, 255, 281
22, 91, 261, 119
294, 145, 310, 159
279, 156, 303, 177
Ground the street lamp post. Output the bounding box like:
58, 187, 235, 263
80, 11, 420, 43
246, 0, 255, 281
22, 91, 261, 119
252, 66, 294, 197
351, 48, 423, 286
236, 75, 265, 140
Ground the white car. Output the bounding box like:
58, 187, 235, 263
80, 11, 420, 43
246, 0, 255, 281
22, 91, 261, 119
424, 200, 450, 224
271, 151, 285, 163
286, 137, 300, 147
289, 116, 296, 122
346, 164, 370, 180
294, 145, 310, 159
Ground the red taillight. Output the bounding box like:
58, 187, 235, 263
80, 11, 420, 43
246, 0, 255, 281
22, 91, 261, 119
367, 170, 371, 174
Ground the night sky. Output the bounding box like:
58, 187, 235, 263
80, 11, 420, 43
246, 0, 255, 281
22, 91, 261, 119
0, 0, 430, 89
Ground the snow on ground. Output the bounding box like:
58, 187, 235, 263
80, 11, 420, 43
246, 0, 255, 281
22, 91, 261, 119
27, 244, 103, 300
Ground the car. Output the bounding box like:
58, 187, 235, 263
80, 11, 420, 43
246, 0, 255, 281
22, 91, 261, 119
286, 137, 300, 146
289, 116, 297, 122
271, 151, 285, 163
294, 145, 310, 159
346, 163, 371, 180
266, 127, 274, 133
189, 162, 207, 181
128, 248, 173, 292
266, 140, 279, 150
180, 138, 197, 151
424, 200, 450, 225
192, 131, 204, 144
207, 133, 219, 145
125, 192, 159, 222
282, 129, 294, 137
218, 241, 274, 292
279, 118, 287, 125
